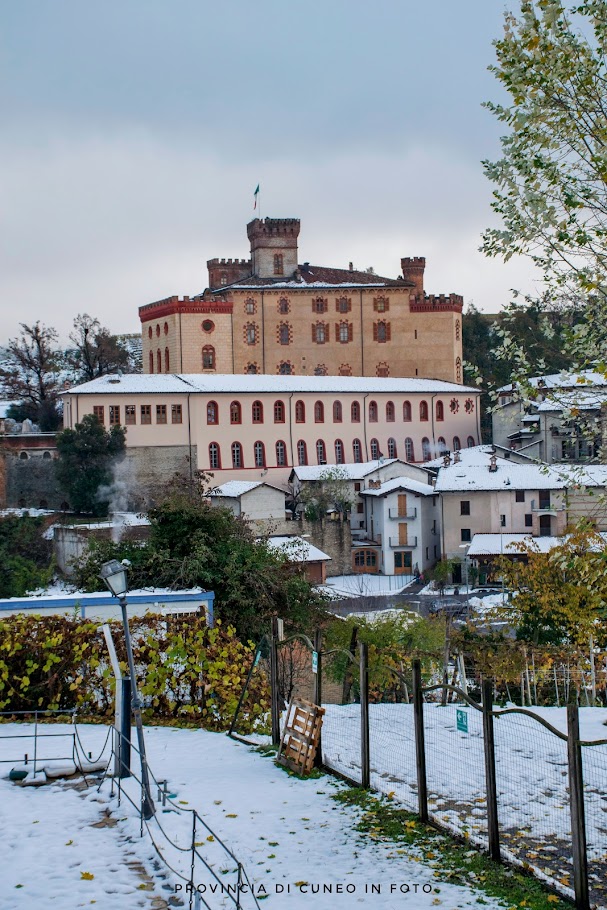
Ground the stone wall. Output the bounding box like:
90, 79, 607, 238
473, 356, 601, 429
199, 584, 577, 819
1, 435, 64, 510
112, 445, 197, 511
269, 516, 353, 577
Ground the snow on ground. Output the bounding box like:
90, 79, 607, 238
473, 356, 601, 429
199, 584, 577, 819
319, 574, 413, 599
0, 723, 510, 910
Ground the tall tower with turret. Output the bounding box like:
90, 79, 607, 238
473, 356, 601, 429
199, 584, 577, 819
246, 218, 300, 279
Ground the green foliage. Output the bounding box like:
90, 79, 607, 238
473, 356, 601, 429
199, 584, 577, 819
0, 322, 62, 430
55, 413, 126, 516
71, 471, 328, 640
0, 613, 269, 731
298, 467, 354, 520
0, 515, 54, 597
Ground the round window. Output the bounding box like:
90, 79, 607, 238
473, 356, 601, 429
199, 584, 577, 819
202, 320, 215, 333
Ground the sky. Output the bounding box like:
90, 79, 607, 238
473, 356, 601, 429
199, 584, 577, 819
0, 0, 541, 343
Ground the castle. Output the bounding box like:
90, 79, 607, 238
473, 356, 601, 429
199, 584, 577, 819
140, 218, 464, 382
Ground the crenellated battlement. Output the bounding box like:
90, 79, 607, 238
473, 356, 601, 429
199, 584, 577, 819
247, 218, 301, 242
139, 295, 233, 321
401, 257, 426, 294
207, 257, 252, 290
206, 258, 251, 267
409, 293, 463, 313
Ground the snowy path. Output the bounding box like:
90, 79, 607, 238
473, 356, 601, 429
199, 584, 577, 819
0, 724, 511, 910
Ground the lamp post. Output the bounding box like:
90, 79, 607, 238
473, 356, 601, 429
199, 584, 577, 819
99, 559, 155, 819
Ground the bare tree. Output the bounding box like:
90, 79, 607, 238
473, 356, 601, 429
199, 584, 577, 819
0, 322, 62, 430
68, 313, 130, 382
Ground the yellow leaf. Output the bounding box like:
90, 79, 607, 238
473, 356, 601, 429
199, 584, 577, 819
547, 898, 559, 905
178, 800, 189, 805
65, 839, 73, 846
80, 872, 94, 880
405, 820, 416, 828
207, 835, 214, 842
295, 881, 308, 887
226, 813, 237, 818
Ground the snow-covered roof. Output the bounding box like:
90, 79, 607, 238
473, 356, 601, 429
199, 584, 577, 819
498, 369, 607, 394
467, 534, 561, 556
265, 535, 331, 563
210, 481, 285, 498
534, 390, 607, 412
436, 461, 607, 492
291, 459, 400, 482
63, 373, 478, 396
425, 445, 498, 469
361, 476, 435, 497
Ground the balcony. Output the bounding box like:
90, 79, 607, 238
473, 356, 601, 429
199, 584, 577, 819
389, 536, 418, 549
530, 497, 565, 516
388, 507, 417, 520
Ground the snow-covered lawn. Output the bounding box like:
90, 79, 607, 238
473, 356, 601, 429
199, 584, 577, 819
0, 723, 513, 910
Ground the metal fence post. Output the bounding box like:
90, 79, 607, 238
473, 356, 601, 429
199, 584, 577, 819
482, 679, 500, 862
270, 617, 280, 746
412, 658, 428, 822
119, 676, 132, 778
312, 629, 323, 768
567, 703, 590, 910
359, 642, 370, 788
189, 813, 197, 910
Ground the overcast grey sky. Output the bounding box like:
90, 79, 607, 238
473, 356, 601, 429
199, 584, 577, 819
0, 0, 540, 342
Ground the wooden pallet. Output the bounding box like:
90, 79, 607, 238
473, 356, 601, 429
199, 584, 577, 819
276, 697, 325, 776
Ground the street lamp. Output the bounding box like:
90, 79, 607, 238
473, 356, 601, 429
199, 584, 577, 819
99, 559, 155, 819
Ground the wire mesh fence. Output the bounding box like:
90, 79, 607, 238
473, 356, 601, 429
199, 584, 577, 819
318, 647, 362, 784
367, 665, 417, 812
582, 740, 607, 909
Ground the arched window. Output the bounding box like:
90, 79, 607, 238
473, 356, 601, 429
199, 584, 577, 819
202, 345, 216, 370
438, 436, 447, 453
351, 401, 361, 422
335, 439, 345, 464
403, 400, 412, 422
386, 401, 395, 422
157, 349, 162, 373
314, 401, 324, 423
405, 438, 415, 462
295, 400, 305, 423
370, 438, 380, 460
246, 362, 258, 374
352, 438, 362, 463
455, 319, 461, 341
374, 321, 390, 342
453, 436, 461, 451
420, 401, 429, 421
456, 357, 462, 382
149, 351, 154, 373
297, 440, 308, 466
467, 435, 475, 448
316, 439, 326, 464
252, 400, 264, 424
148, 326, 152, 339
333, 401, 342, 423
314, 364, 328, 376
164, 322, 169, 335
339, 364, 352, 376
19, 451, 29, 460
369, 401, 378, 422
165, 348, 170, 372
274, 253, 283, 275
230, 401, 242, 424
279, 323, 290, 345
43, 451, 52, 460
276, 440, 287, 466
436, 401, 444, 421
278, 297, 289, 314
338, 322, 352, 343
278, 361, 293, 375
422, 437, 431, 461
156, 324, 160, 337
207, 401, 218, 425
254, 441, 266, 468
387, 438, 397, 459
245, 324, 257, 345
231, 442, 243, 468
274, 400, 285, 423
209, 442, 221, 470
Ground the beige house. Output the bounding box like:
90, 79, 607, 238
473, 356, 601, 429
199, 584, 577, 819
208, 480, 287, 528
140, 216, 464, 383
61, 373, 480, 507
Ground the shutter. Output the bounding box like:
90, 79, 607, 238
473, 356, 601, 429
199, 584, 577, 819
348, 323, 353, 342
386, 322, 392, 341
335, 323, 339, 342
373, 323, 378, 341
312, 324, 317, 342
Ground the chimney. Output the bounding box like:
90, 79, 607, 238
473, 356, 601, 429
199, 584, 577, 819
349, 262, 353, 271
453, 451, 461, 464
401, 257, 426, 295
488, 455, 498, 473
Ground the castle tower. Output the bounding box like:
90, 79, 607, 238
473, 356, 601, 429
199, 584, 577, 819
247, 218, 300, 279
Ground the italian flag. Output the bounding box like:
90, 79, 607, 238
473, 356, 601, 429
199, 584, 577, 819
253, 184, 260, 209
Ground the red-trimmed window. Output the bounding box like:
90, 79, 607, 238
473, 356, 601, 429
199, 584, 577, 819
369, 401, 378, 422
157, 349, 162, 373
438, 436, 447, 453
467, 435, 475, 448
276, 440, 287, 467
387, 438, 397, 459
316, 439, 326, 464
278, 361, 293, 375
278, 297, 289, 314
352, 439, 362, 463
295, 400, 305, 423
274, 400, 285, 423
453, 436, 461, 451
209, 442, 221, 470
336, 322, 353, 343
207, 401, 218, 425
373, 321, 391, 342
351, 401, 361, 423
314, 401, 324, 423
231, 442, 243, 468
164, 322, 169, 335
149, 351, 154, 373
148, 326, 152, 339
386, 401, 395, 422
246, 362, 258, 374
422, 437, 431, 461
165, 348, 170, 372
436, 400, 444, 421
335, 439, 345, 464
202, 346, 216, 370
333, 401, 342, 423
312, 322, 327, 343
420, 401, 429, 421
252, 400, 264, 424
278, 323, 291, 345
312, 297, 327, 314
297, 440, 308, 466
230, 401, 242, 424
405, 437, 415, 461
370, 438, 380, 460
254, 441, 266, 468
403, 400, 412, 422
274, 254, 283, 275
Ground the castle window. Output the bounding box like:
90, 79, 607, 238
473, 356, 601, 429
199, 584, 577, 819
422, 437, 431, 461
314, 401, 324, 423
209, 442, 221, 469
245, 298, 257, 315
246, 362, 258, 374
207, 401, 218, 425
386, 401, 395, 422
125, 405, 136, 425
436, 400, 444, 421
220, 274, 228, 286
157, 349, 162, 373
467, 435, 475, 448
43, 451, 52, 460
339, 364, 352, 376
336, 297, 351, 314
352, 438, 362, 463
403, 400, 412, 421
295, 400, 305, 423
316, 439, 326, 464
453, 436, 461, 451
376, 363, 389, 378
297, 440, 308, 465
337, 322, 353, 343
278, 323, 291, 345
93, 406, 105, 424
273, 254, 284, 276
335, 439, 345, 464
109, 405, 121, 426
274, 400, 285, 423
165, 348, 170, 372
312, 297, 327, 314
374, 296, 389, 313
314, 364, 328, 376
278, 297, 290, 314
202, 346, 216, 370
164, 322, 169, 335
172, 404, 182, 424
156, 324, 160, 337
438, 436, 447, 453
231, 442, 243, 468
276, 440, 287, 466
202, 319, 215, 333
148, 326, 152, 339
141, 405, 151, 425
465, 397, 475, 414
19, 451, 28, 460
387, 438, 397, 459
252, 400, 264, 424
370, 438, 380, 460
405, 437, 415, 461
254, 441, 266, 468
230, 401, 242, 424
450, 398, 460, 413
351, 401, 361, 422
156, 405, 167, 425
456, 357, 462, 382
149, 351, 154, 373
374, 321, 391, 342
420, 401, 429, 421
278, 361, 293, 375
368, 401, 378, 422
245, 324, 257, 345
333, 401, 342, 423
312, 322, 327, 343
455, 319, 461, 341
